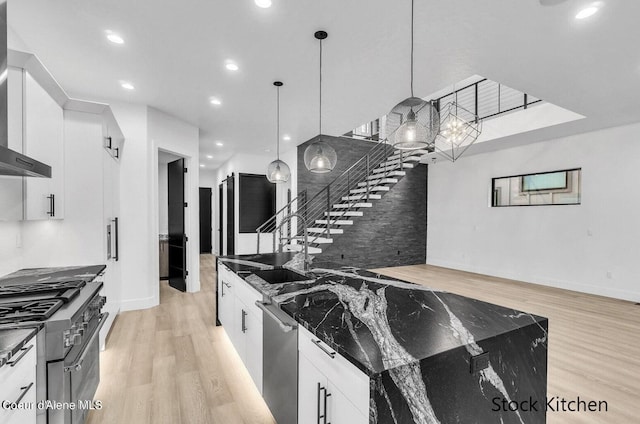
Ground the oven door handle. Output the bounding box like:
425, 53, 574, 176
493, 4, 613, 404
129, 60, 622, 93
64, 312, 109, 373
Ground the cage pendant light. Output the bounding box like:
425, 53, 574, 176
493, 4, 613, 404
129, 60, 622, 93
266, 81, 291, 183
304, 30, 337, 174
388, 0, 439, 150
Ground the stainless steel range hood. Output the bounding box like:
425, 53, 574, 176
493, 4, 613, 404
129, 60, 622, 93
0, 0, 51, 178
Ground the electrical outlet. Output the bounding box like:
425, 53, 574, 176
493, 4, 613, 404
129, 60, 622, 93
606, 271, 613, 279
470, 352, 490, 374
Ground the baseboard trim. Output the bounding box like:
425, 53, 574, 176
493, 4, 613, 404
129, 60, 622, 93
120, 295, 158, 311
426, 258, 640, 303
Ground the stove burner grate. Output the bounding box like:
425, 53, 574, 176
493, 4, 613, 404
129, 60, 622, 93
0, 280, 86, 299
0, 299, 64, 323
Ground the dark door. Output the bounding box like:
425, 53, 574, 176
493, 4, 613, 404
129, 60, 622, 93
226, 175, 235, 255
199, 188, 212, 253
168, 158, 187, 292
218, 183, 224, 255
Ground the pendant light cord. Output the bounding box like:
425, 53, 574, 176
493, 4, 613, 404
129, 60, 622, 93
410, 0, 414, 97
276, 85, 280, 160
319, 38, 323, 135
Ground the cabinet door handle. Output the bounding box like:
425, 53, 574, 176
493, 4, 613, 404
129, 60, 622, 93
114, 147, 120, 159
313, 339, 336, 359
220, 281, 225, 297
317, 383, 331, 424
105, 136, 112, 149
12, 382, 34, 405
107, 224, 112, 260
241, 309, 247, 333
112, 218, 119, 261
47, 194, 55, 217
7, 344, 34, 367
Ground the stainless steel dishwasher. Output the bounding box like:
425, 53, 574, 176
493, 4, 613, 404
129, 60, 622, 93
255, 297, 298, 424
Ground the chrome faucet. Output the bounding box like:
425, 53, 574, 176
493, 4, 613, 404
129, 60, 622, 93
276, 213, 311, 272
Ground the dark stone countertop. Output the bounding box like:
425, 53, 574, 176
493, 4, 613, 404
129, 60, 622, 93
0, 325, 40, 368
218, 253, 548, 377
0, 265, 106, 286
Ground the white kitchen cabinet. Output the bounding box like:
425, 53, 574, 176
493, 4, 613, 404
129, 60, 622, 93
23, 71, 65, 220
62, 109, 123, 349
298, 326, 369, 424
0, 333, 38, 424
217, 264, 264, 393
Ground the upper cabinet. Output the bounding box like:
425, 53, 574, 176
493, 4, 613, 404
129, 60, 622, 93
23, 70, 65, 220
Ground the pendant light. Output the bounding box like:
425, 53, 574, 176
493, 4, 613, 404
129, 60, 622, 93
432, 87, 482, 162
388, 0, 439, 150
266, 81, 291, 183
303, 30, 337, 174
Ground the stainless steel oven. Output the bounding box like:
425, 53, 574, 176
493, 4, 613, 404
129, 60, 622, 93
46, 290, 107, 424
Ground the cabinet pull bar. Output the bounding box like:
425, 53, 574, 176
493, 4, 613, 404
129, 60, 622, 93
13, 382, 34, 405
47, 194, 55, 217
241, 309, 247, 333
324, 389, 332, 424
312, 339, 336, 358
317, 383, 323, 424
7, 344, 34, 367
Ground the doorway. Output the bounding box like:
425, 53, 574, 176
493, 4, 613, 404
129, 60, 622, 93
199, 187, 212, 253
218, 175, 235, 256
167, 158, 187, 292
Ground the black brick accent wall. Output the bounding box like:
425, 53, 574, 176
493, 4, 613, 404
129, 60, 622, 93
297, 136, 427, 269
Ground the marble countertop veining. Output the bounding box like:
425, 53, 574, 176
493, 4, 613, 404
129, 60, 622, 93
0, 265, 106, 286
218, 253, 548, 377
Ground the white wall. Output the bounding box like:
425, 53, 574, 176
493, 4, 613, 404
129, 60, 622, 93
427, 122, 640, 302
0, 222, 23, 276
214, 149, 296, 255
148, 107, 200, 297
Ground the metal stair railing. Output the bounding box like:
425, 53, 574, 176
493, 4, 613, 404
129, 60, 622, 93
256, 190, 306, 253
255, 139, 422, 254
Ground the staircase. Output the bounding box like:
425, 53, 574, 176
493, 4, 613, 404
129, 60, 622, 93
256, 141, 431, 255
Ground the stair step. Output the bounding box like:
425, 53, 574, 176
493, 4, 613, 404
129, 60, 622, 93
324, 211, 364, 217
308, 227, 344, 234
359, 178, 399, 186
373, 163, 414, 173
350, 186, 390, 194
284, 244, 322, 254
367, 171, 405, 180
342, 194, 382, 201
333, 203, 372, 209
315, 219, 353, 226
292, 235, 333, 244
388, 149, 432, 161
384, 156, 422, 166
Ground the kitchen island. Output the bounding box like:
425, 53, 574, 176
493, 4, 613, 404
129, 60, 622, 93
218, 253, 548, 424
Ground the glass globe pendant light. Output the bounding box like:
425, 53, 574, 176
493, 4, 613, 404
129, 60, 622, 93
266, 81, 291, 183
389, 0, 439, 150
303, 30, 337, 174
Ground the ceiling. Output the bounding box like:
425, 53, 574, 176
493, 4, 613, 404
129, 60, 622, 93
8, 0, 640, 168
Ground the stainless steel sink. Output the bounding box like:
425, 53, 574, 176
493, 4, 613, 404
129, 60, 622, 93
252, 269, 308, 285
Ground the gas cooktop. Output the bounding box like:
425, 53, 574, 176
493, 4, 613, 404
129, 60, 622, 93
0, 279, 88, 324
0, 280, 85, 300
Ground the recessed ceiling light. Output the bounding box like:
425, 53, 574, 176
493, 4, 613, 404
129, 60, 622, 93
283, 135, 291, 141
225, 62, 239, 71
210, 97, 222, 105
121, 81, 135, 90
105, 31, 124, 44
255, 0, 272, 8
216, 141, 224, 147
200, 164, 205, 168
206, 155, 213, 159
575, 5, 599, 19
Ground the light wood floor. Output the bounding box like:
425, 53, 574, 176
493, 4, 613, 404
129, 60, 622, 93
87, 255, 639, 424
